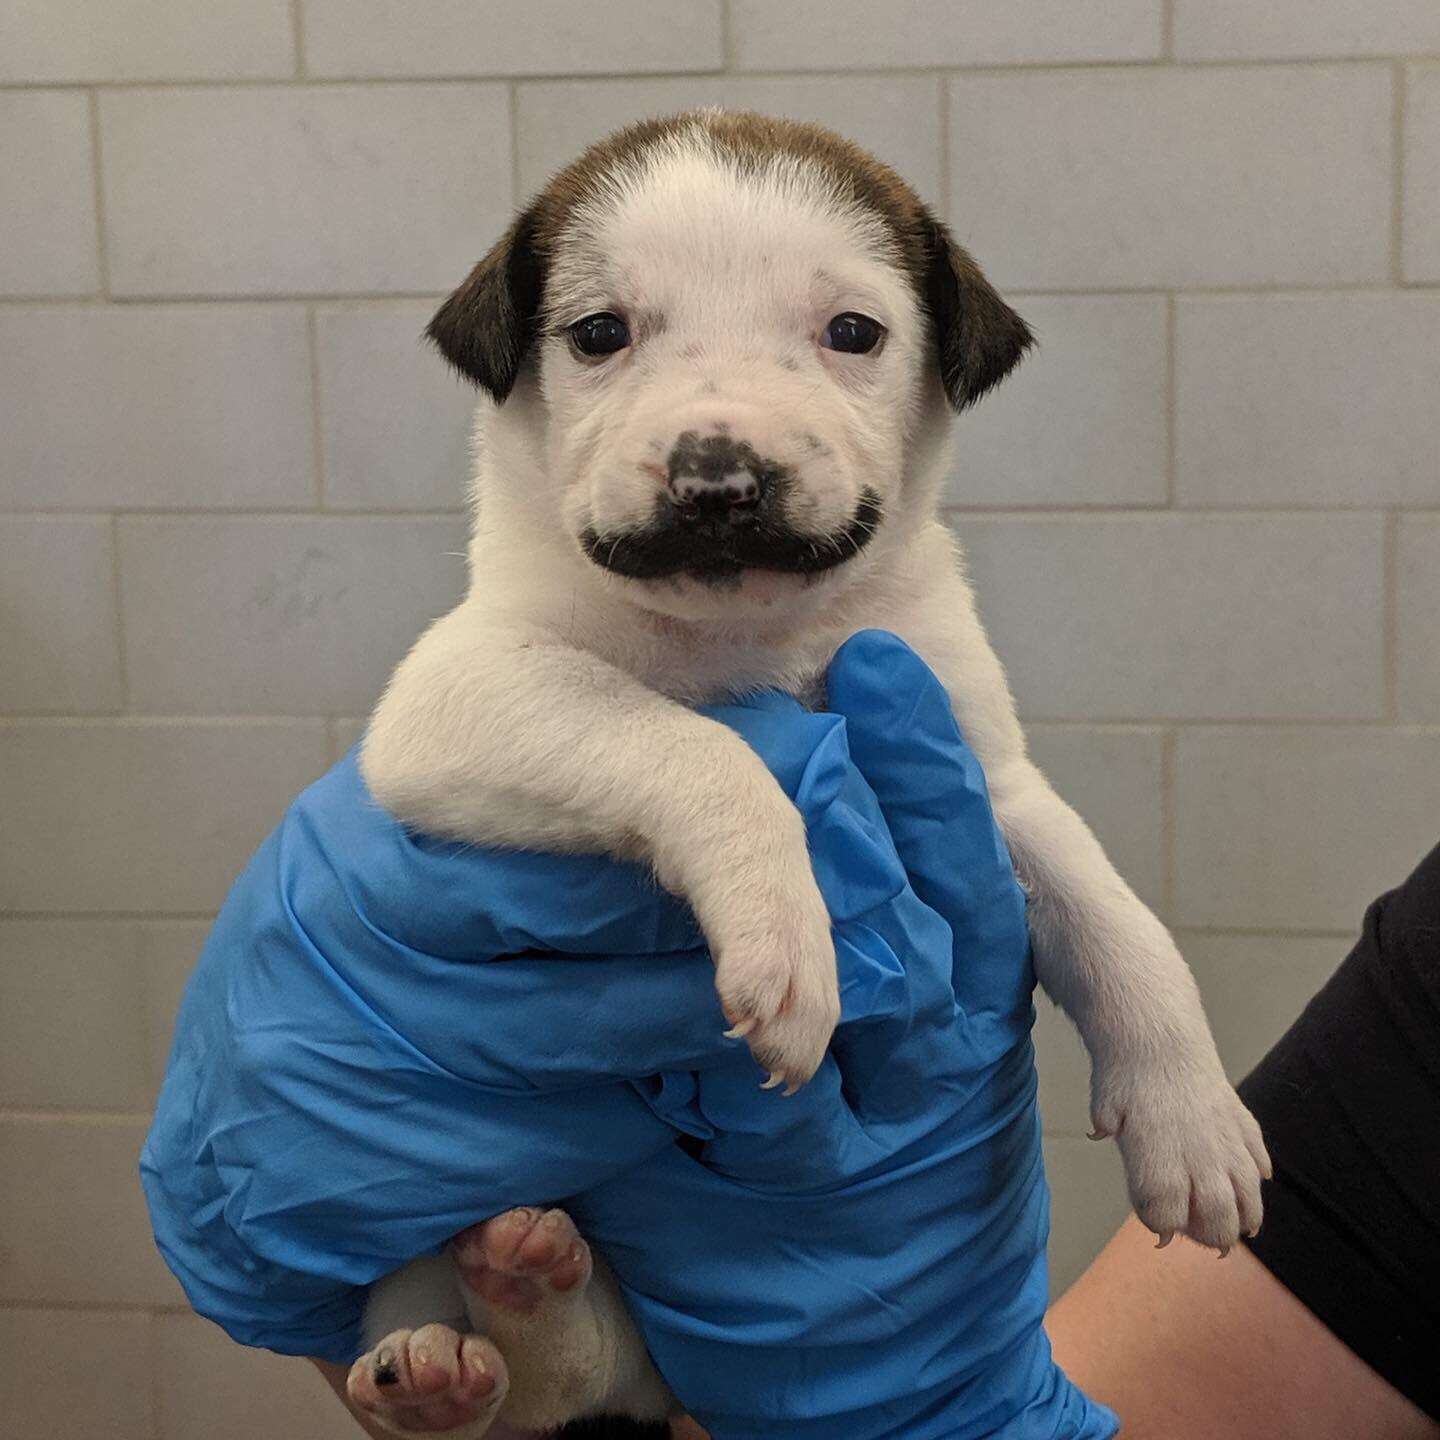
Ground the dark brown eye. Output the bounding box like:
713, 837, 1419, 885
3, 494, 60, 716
821, 312, 885, 355
570, 312, 631, 357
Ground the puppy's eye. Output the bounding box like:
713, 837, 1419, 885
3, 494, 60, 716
821, 312, 885, 355
569, 312, 631, 357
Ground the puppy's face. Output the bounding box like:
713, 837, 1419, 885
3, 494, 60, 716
544, 157, 916, 607
430, 112, 1030, 620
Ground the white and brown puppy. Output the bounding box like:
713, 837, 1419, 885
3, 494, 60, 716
349, 110, 1270, 1437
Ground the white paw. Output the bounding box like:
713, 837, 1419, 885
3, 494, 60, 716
453, 1207, 593, 1316
348, 1325, 508, 1438
711, 866, 839, 1093
1093, 1062, 1272, 1253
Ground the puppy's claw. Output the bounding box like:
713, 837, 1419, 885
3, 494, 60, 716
761, 1072, 785, 1090
724, 1019, 757, 1040
1155, 1231, 1174, 1250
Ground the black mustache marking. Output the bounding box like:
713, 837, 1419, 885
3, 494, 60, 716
580, 489, 883, 582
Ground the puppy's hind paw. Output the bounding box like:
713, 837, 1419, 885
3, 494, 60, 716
453, 1206, 593, 1316
348, 1325, 508, 1439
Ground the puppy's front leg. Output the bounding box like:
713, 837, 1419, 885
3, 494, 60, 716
362, 603, 839, 1089
984, 759, 1271, 1250
898, 578, 1269, 1251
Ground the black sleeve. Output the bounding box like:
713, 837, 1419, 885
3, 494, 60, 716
1238, 841, 1440, 1421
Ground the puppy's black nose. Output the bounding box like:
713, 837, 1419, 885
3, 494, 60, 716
666, 431, 773, 522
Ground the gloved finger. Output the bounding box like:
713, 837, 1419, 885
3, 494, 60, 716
823, 630, 1034, 1027
698, 685, 964, 1131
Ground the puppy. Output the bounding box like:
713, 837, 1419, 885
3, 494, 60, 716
347, 110, 1270, 1438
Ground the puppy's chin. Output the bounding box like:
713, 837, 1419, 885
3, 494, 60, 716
602, 563, 855, 623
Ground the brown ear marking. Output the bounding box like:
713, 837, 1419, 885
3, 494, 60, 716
920, 215, 1034, 412
426, 208, 544, 402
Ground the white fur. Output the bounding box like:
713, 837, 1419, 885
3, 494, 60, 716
357, 128, 1269, 1434
461, 1251, 671, 1430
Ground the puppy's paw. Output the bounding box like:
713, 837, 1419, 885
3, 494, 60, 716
713, 881, 839, 1093
453, 1207, 592, 1316
348, 1325, 508, 1438
1093, 1063, 1272, 1254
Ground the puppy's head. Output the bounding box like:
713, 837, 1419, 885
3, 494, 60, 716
431, 110, 1030, 617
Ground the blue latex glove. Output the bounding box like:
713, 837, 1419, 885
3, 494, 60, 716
141, 631, 1115, 1440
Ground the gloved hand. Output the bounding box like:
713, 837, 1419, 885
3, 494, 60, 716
141, 631, 1115, 1440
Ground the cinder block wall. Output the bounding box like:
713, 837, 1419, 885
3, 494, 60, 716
2, 4, 1438, 1433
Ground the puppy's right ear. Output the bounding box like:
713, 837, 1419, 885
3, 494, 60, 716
426, 209, 544, 402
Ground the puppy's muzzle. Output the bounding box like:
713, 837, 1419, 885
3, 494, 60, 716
666, 431, 779, 526
580, 424, 882, 583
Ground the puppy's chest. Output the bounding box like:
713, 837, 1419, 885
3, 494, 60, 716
619, 628, 834, 709
605, 592, 962, 711
582, 562, 962, 709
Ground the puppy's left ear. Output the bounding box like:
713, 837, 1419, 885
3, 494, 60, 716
920, 215, 1033, 411
426, 207, 545, 402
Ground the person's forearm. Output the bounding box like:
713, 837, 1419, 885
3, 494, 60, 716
1047, 1219, 1438, 1440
